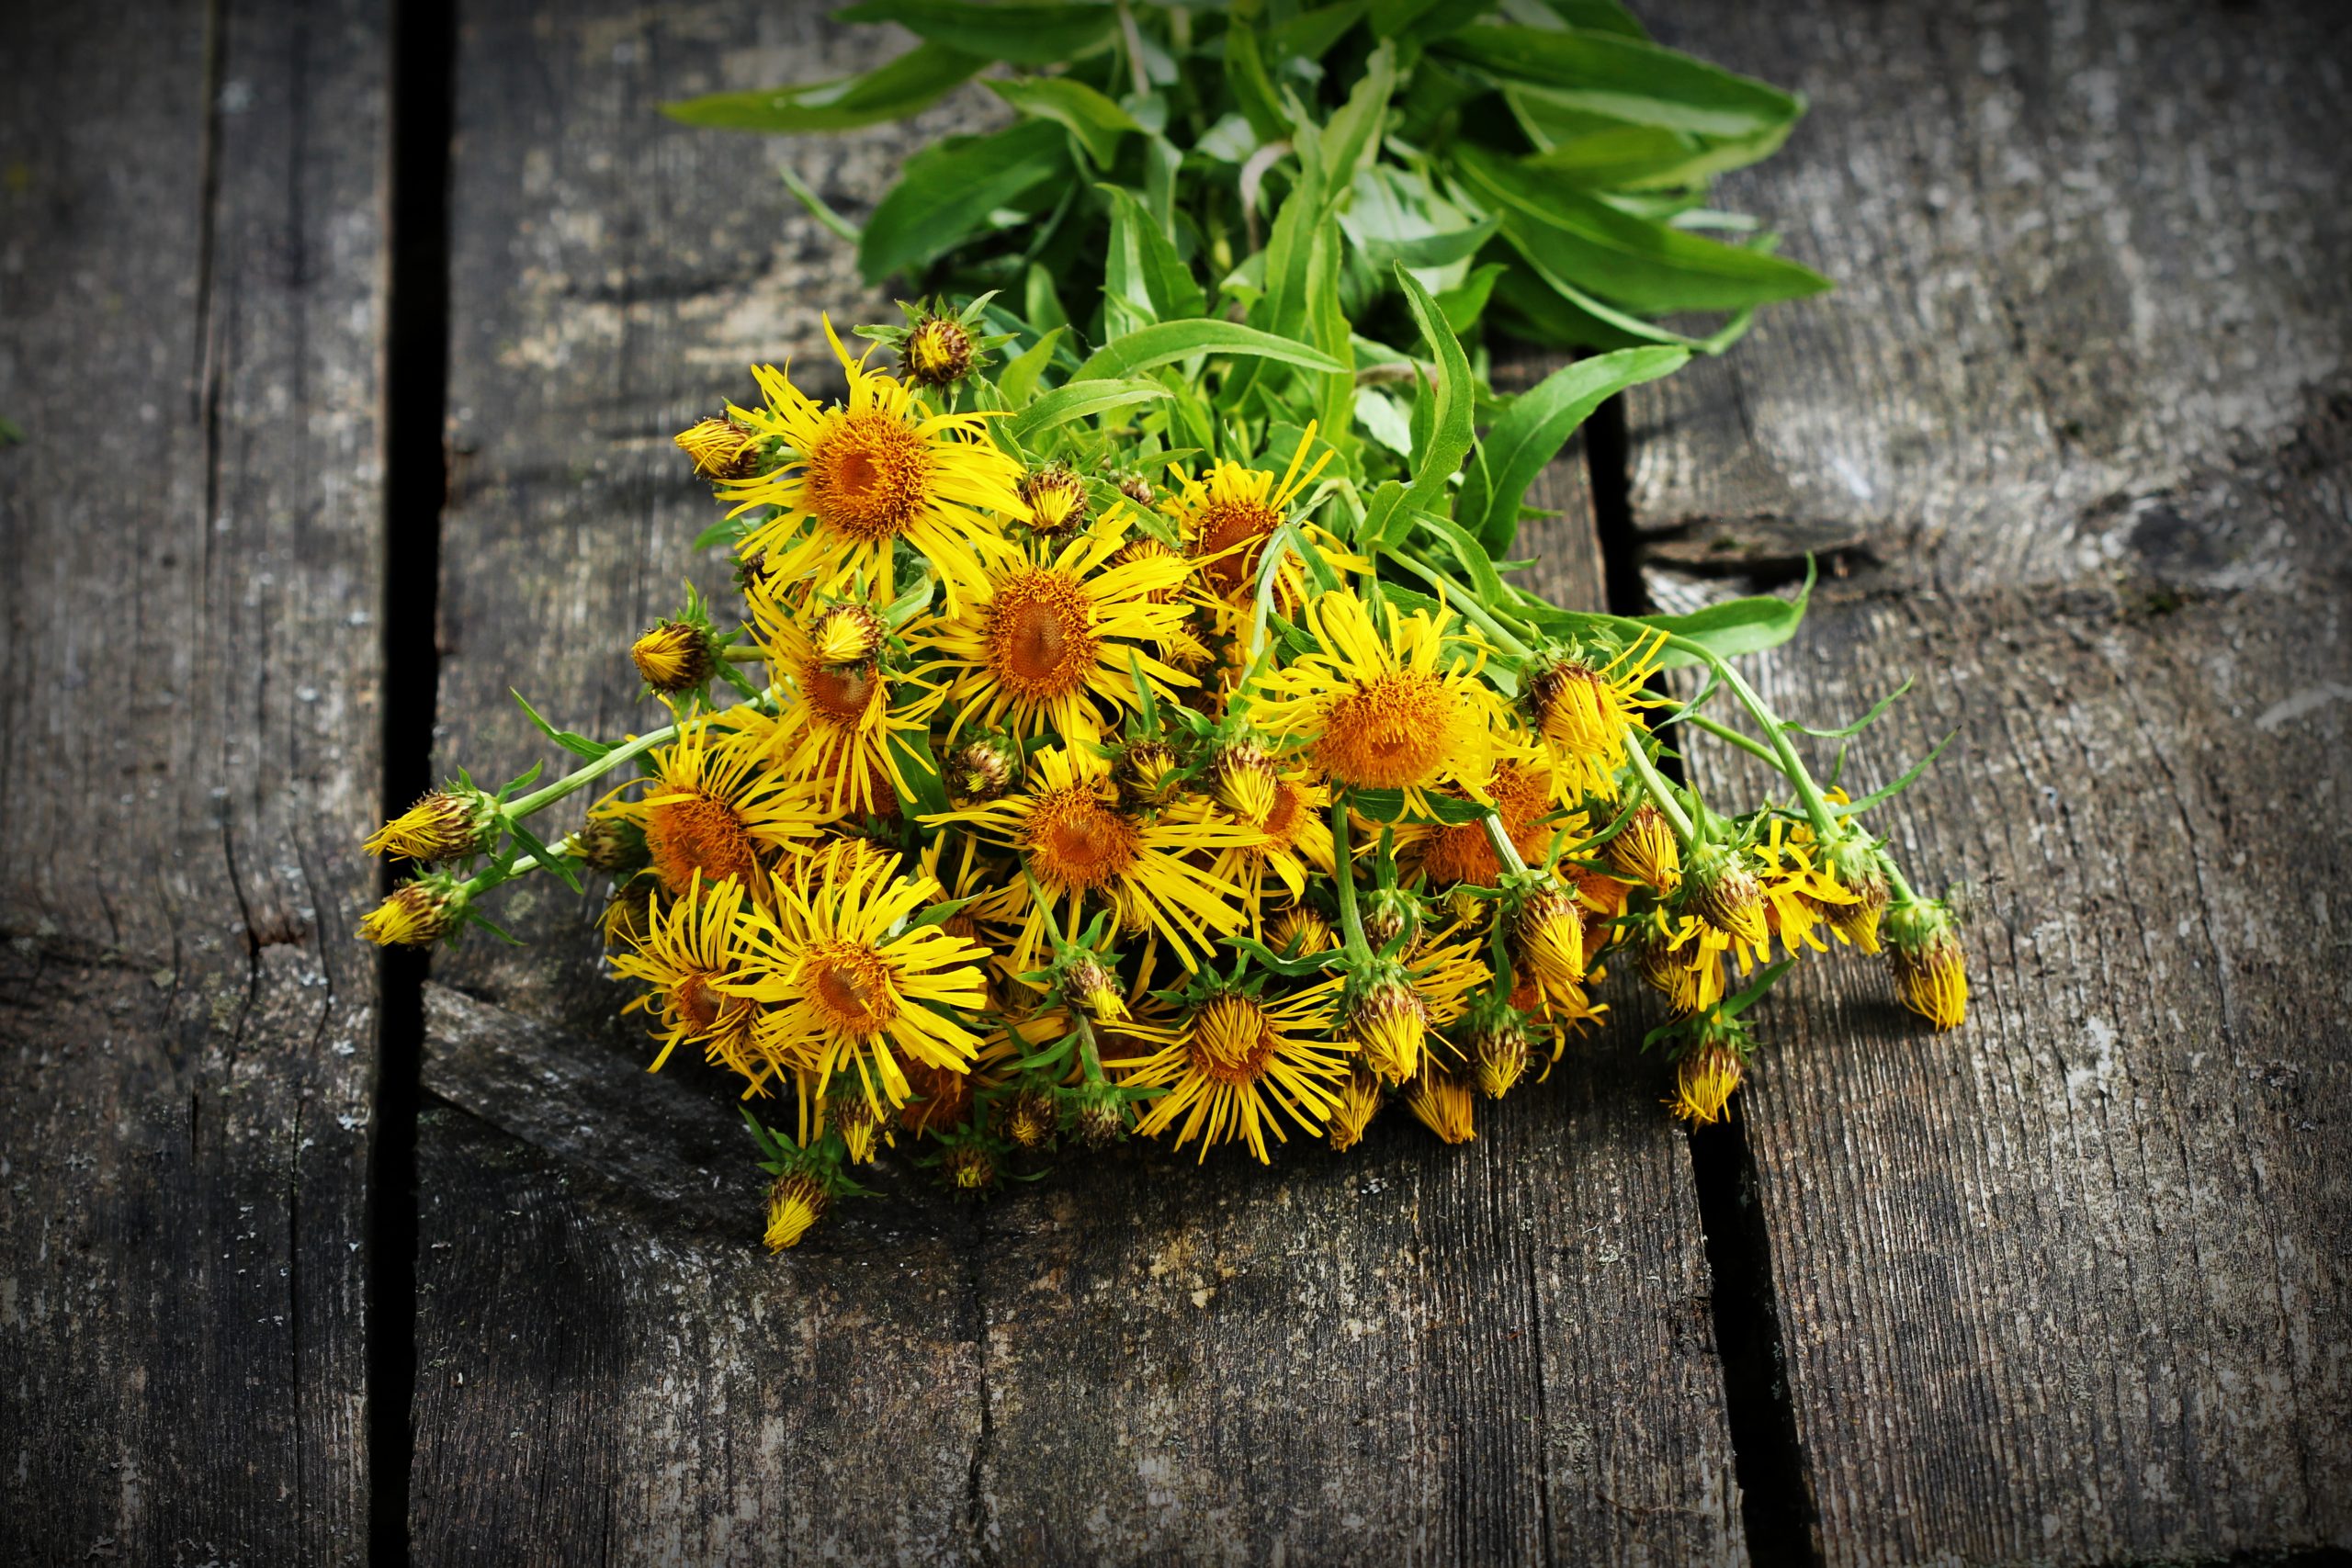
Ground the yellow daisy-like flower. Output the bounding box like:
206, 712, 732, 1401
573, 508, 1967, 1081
1526, 633, 1666, 799
763, 1171, 830, 1251
1249, 589, 1506, 818
910, 512, 1196, 748
1631, 911, 1731, 1017
1209, 768, 1335, 928
924, 745, 1262, 974
609, 873, 771, 1085
1108, 979, 1350, 1163
722, 846, 991, 1110
1747, 818, 1860, 959
718, 319, 1025, 604
1325, 1065, 1385, 1151
749, 586, 945, 816
1887, 902, 1968, 1032
1404, 1062, 1477, 1144
1668, 1044, 1744, 1126
1159, 425, 1337, 606
1394, 758, 1558, 887
600, 713, 833, 902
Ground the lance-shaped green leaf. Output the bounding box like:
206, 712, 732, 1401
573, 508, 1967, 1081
832, 0, 1121, 67
1362, 265, 1475, 549
1434, 24, 1802, 138
1101, 186, 1205, 330
1069, 320, 1345, 382
1639, 576, 1812, 669
1456, 144, 1829, 316
1493, 247, 1759, 355
997, 325, 1067, 405
1003, 380, 1171, 442
857, 118, 1070, 283
1457, 345, 1687, 551
662, 40, 982, 132
986, 76, 1143, 169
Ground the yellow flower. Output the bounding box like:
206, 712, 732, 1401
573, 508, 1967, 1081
365, 787, 492, 863
763, 1170, 830, 1251
749, 585, 946, 817
1325, 1065, 1385, 1152
1159, 426, 1336, 606
1525, 633, 1665, 798
1209, 768, 1335, 928
726, 847, 993, 1109
718, 319, 1025, 604
1510, 882, 1587, 1007
630, 619, 717, 694
601, 713, 832, 901
1395, 759, 1556, 887
1109, 981, 1350, 1163
901, 312, 973, 387
1017, 464, 1091, 535
1248, 588, 1506, 818
925, 745, 1261, 974
910, 513, 1196, 747
1600, 802, 1681, 892
1464, 1012, 1532, 1099
1668, 1044, 1743, 1126
675, 415, 762, 481
1682, 842, 1770, 950
1349, 975, 1427, 1085
608, 873, 770, 1083
1405, 1063, 1476, 1144
1631, 913, 1730, 1017
358, 875, 465, 947
1887, 901, 1968, 1031
1267, 903, 1336, 959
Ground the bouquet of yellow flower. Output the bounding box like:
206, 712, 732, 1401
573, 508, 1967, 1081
359, 2, 1964, 1249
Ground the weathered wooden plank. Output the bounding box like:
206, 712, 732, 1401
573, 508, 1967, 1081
411, 4, 1746, 1561
1620, 1, 2352, 1559
1627, 0, 2352, 597
0, 2, 387, 1561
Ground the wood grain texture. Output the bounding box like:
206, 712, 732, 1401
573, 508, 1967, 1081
1625, 0, 2352, 596
409, 3, 1744, 1561
1619, 1, 2352, 1559
0, 1, 387, 1561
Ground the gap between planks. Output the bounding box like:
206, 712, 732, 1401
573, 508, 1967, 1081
371, 0, 458, 1563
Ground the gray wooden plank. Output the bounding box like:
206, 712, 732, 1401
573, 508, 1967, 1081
1619, 1, 2352, 1559
410, 3, 1746, 1561
0, 1, 388, 1560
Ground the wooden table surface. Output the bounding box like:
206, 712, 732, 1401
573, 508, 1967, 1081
4, 2, 2346, 1563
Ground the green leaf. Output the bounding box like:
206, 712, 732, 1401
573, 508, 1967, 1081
1456, 144, 1829, 315
887, 729, 952, 820
1308, 221, 1356, 441
1639, 589, 1810, 670
1457, 345, 1687, 551
1319, 40, 1398, 190
1224, 18, 1291, 143
1266, 2, 1370, 62
1435, 260, 1509, 334
1510, 90, 1795, 188
857, 118, 1070, 283
1003, 380, 1171, 442
1102, 186, 1206, 328
1227, 122, 1329, 412
511, 689, 612, 762
1434, 25, 1803, 138
1537, 0, 1647, 39
1363, 265, 1475, 549
832, 0, 1121, 67
1832, 730, 1956, 818
986, 76, 1142, 169
1493, 254, 1758, 354
662, 40, 982, 133
1069, 320, 1346, 382
1023, 262, 1069, 333
998, 325, 1067, 405
504, 818, 583, 896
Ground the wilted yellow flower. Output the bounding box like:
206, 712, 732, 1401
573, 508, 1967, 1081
1602, 803, 1682, 892
1350, 976, 1429, 1085
1683, 843, 1769, 948
1525, 633, 1664, 797
630, 619, 717, 694
763, 1171, 830, 1251
675, 416, 761, 481
1325, 1066, 1385, 1152
365, 787, 492, 863
1017, 464, 1090, 535
1405, 1064, 1476, 1144
359, 876, 465, 947
1888, 902, 1968, 1031
1668, 1044, 1743, 1126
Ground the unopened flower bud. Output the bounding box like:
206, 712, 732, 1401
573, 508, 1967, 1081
1267, 904, 1334, 958
1351, 976, 1428, 1085
675, 416, 761, 481
1668, 1043, 1743, 1126
1017, 464, 1091, 536
1360, 886, 1422, 957
763, 1171, 831, 1251
1005, 1089, 1059, 1150
1684, 843, 1769, 947
1063, 954, 1125, 1022
1525, 658, 1628, 765
942, 1142, 999, 1195
809, 603, 886, 667
1887, 901, 1968, 1031
1510, 884, 1586, 996
1602, 804, 1682, 892
630, 619, 718, 694
1074, 1085, 1126, 1147
365, 786, 496, 863
1117, 474, 1154, 508
1115, 739, 1182, 805
599, 877, 656, 951
830, 1095, 884, 1164
1469, 1013, 1533, 1100
1212, 739, 1280, 823
901, 313, 974, 387
569, 817, 650, 876
946, 734, 1020, 806
359, 874, 467, 948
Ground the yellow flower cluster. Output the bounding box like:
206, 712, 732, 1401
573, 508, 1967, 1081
357, 320, 1963, 1249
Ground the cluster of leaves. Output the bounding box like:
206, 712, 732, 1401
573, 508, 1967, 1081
665, 0, 1828, 371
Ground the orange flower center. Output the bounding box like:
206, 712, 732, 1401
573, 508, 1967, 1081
805, 939, 899, 1033
985, 569, 1096, 698
1417, 762, 1549, 885
800, 657, 878, 725
1022, 784, 1140, 891
1312, 671, 1459, 790
673, 973, 724, 1034
806, 411, 933, 541
1192, 498, 1281, 597
647, 791, 759, 895
1190, 994, 1278, 1086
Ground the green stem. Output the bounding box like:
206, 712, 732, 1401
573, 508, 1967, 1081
1329, 796, 1373, 964
1681, 712, 1781, 768
1071, 1010, 1106, 1085
1247, 527, 1294, 664
1385, 551, 1534, 656
1619, 734, 1697, 843
1877, 849, 1923, 908
1480, 810, 1529, 874
507, 725, 675, 819
722, 645, 766, 663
